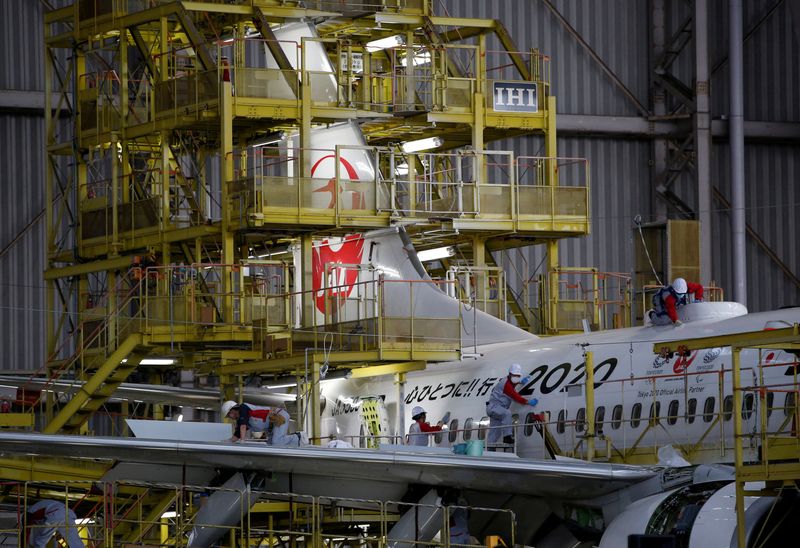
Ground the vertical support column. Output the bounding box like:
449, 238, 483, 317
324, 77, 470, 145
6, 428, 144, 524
395, 372, 406, 440
310, 361, 321, 445
220, 78, 234, 323
546, 240, 559, 333
729, 0, 747, 305
111, 133, 120, 247
695, 0, 713, 287
473, 34, 486, 183
299, 235, 315, 330
584, 350, 595, 461
108, 271, 117, 351
300, 38, 312, 180
732, 347, 746, 548
650, 0, 668, 222
160, 131, 171, 230
473, 236, 485, 304
544, 95, 558, 185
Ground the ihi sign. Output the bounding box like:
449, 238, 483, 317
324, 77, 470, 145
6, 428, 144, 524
492, 81, 538, 113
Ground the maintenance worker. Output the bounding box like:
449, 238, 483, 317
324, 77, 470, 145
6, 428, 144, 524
222, 400, 302, 446
449, 501, 474, 546
407, 406, 443, 446
24, 499, 85, 548
649, 277, 704, 326
486, 364, 538, 445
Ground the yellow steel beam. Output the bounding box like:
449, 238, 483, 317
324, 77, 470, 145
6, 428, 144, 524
651, 324, 800, 354
219, 351, 457, 376
0, 456, 110, 482
45, 255, 134, 280
43, 333, 144, 434
348, 361, 427, 379
375, 13, 496, 29
0, 413, 35, 428
121, 490, 177, 544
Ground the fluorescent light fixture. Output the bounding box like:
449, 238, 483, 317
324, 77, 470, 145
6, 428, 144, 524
263, 382, 296, 390
141, 358, 176, 365
365, 35, 404, 52
121, 358, 176, 365
75, 518, 95, 525
161, 511, 177, 519
251, 131, 286, 148
401, 136, 443, 153
416, 246, 455, 262
400, 51, 432, 67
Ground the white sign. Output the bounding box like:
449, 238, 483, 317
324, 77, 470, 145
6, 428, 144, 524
492, 81, 538, 112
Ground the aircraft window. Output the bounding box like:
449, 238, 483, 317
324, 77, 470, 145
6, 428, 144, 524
448, 419, 459, 443
463, 418, 473, 440
434, 418, 445, 443
524, 413, 537, 437
667, 400, 679, 425
648, 401, 661, 425
631, 403, 642, 428
512, 413, 520, 426
478, 416, 489, 440
785, 392, 796, 417
557, 409, 566, 434
703, 397, 716, 423
595, 406, 606, 434
611, 405, 623, 430
742, 393, 755, 420
687, 398, 697, 424
767, 392, 775, 418
723, 395, 734, 421
576, 407, 586, 432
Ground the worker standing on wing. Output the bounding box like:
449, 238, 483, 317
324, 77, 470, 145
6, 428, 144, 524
222, 400, 302, 446
649, 277, 704, 326
24, 499, 85, 548
407, 406, 443, 446
486, 364, 538, 445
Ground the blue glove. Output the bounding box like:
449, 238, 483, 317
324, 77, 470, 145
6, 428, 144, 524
520, 376, 531, 385
528, 398, 538, 407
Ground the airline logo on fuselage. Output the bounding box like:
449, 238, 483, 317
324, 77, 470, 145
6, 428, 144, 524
404, 358, 618, 404
312, 235, 365, 313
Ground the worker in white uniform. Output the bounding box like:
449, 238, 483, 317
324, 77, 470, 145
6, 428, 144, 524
222, 400, 302, 446
486, 364, 538, 445
407, 406, 443, 446
24, 499, 85, 548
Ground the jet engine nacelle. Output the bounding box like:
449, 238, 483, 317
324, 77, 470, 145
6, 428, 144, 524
599, 480, 788, 548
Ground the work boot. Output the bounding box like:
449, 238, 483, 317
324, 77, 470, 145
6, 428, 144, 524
503, 435, 515, 445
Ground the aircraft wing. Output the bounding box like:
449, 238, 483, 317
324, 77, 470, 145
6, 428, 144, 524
0, 432, 658, 500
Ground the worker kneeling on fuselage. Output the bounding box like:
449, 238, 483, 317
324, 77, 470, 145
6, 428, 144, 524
222, 400, 307, 446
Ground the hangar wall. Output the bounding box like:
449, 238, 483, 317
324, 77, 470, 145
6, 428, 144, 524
0, 0, 797, 370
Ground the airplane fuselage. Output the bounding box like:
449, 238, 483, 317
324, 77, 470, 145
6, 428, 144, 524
321, 304, 800, 463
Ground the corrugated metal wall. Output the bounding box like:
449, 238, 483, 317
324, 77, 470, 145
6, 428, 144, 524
0, 114, 48, 371
441, 0, 800, 312
0, 2, 797, 372
0, 0, 53, 371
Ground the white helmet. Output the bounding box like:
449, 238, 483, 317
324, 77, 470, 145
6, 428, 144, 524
411, 406, 426, 419
221, 400, 238, 418
509, 363, 522, 376
672, 278, 688, 295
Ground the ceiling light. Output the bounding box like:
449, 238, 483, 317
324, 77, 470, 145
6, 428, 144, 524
417, 246, 455, 262
161, 511, 177, 519
400, 51, 431, 67
401, 136, 443, 153
365, 35, 404, 52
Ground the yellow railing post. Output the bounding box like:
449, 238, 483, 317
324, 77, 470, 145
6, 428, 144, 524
584, 349, 595, 461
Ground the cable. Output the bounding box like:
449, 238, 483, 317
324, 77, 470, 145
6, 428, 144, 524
634, 214, 663, 287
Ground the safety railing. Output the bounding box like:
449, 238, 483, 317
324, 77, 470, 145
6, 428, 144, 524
445, 266, 507, 321
545, 268, 633, 332
515, 156, 590, 221
0, 478, 517, 547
